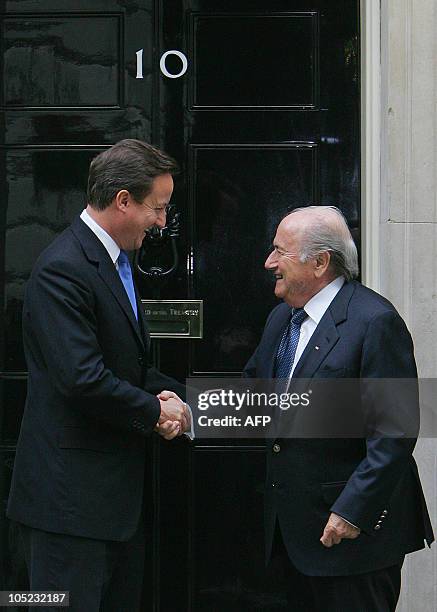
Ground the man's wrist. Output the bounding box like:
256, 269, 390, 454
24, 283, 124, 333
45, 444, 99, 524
184, 403, 194, 440
334, 512, 360, 530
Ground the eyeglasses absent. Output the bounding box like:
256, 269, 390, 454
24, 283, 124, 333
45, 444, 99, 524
270, 244, 300, 259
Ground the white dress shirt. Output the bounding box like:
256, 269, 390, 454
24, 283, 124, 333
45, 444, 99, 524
289, 276, 345, 378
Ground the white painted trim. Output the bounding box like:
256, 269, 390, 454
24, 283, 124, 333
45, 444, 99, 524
361, 0, 381, 291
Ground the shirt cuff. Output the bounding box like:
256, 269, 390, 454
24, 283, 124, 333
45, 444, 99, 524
335, 513, 360, 530
184, 403, 195, 440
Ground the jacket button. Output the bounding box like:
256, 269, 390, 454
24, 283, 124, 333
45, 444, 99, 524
382, 509, 388, 516
138, 356, 144, 366
374, 524, 381, 530
273, 444, 281, 453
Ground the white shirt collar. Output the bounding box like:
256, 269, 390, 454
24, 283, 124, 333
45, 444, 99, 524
80, 209, 120, 265
303, 276, 345, 325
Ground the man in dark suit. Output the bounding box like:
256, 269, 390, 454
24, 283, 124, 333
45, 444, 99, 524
7, 139, 191, 611
244, 206, 434, 611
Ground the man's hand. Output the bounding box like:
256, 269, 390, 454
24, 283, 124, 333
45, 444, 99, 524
320, 512, 361, 547
154, 420, 180, 440
157, 390, 191, 434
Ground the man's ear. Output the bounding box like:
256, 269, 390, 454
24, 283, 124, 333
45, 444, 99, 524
314, 251, 331, 278
114, 190, 130, 212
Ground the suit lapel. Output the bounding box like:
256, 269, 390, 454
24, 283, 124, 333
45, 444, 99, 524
292, 281, 356, 379
98, 258, 145, 349
292, 311, 339, 378
135, 285, 151, 352
70, 216, 145, 350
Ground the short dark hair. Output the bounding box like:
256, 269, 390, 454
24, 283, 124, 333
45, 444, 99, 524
87, 139, 179, 210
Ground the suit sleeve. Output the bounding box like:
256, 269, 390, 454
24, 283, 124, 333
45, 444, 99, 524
242, 347, 259, 379
26, 259, 161, 434
330, 310, 419, 534
145, 366, 186, 400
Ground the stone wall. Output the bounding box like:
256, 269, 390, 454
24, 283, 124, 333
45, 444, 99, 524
379, 0, 437, 609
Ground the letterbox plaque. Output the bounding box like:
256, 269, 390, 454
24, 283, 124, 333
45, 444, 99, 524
141, 300, 203, 339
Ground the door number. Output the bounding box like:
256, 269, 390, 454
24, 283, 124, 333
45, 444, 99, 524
136, 49, 188, 79
135, 49, 144, 79
160, 50, 188, 79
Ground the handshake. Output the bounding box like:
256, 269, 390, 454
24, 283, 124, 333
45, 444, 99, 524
155, 390, 192, 440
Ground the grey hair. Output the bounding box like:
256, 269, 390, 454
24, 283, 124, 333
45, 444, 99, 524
289, 205, 359, 281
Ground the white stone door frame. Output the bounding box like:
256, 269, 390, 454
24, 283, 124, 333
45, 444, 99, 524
361, 0, 381, 291
361, 7, 436, 611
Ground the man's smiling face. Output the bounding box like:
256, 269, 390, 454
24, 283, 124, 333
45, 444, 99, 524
123, 173, 173, 250
264, 217, 318, 308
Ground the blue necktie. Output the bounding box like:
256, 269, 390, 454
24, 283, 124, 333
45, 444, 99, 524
275, 308, 307, 378
117, 250, 138, 320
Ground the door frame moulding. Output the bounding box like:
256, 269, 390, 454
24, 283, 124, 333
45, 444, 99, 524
361, 0, 381, 291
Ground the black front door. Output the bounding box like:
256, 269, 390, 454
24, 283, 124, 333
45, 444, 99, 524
154, 2, 359, 609
0, 1, 360, 610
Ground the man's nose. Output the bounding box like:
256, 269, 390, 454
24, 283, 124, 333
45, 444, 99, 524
155, 211, 167, 229
265, 250, 276, 270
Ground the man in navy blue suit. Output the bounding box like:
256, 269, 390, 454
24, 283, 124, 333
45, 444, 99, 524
7, 140, 190, 611
244, 206, 434, 611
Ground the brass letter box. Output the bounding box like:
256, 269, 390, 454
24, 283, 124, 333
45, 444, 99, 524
141, 300, 203, 339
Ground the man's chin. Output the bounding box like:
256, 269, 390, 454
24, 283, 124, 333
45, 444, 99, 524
274, 285, 285, 300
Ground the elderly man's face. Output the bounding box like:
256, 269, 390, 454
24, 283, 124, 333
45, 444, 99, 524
265, 219, 317, 307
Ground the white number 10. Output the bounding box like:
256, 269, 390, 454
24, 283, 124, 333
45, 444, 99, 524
136, 49, 188, 79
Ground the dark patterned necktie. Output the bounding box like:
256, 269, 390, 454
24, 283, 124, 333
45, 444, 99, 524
117, 250, 138, 320
275, 308, 307, 378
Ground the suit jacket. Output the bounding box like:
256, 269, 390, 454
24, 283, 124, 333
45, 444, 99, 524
7, 216, 185, 542
243, 280, 434, 576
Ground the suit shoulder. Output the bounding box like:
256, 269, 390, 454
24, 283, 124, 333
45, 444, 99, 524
265, 302, 289, 326
32, 226, 83, 276
350, 282, 401, 321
